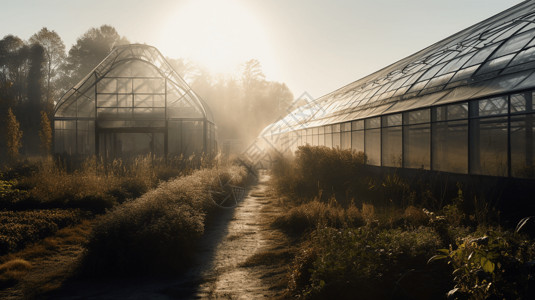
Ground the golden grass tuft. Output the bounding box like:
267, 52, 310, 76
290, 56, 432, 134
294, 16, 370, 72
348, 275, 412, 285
0, 258, 32, 287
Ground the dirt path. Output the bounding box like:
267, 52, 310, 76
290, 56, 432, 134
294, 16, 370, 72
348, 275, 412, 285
49, 171, 292, 299
189, 171, 290, 299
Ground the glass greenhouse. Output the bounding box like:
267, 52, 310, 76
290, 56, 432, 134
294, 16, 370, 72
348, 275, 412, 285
260, 0, 535, 178
54, 44, 216, 159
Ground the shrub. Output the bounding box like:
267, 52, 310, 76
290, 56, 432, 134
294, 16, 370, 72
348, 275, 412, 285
429, 230, 535, 299
80, 164, 252, 276
273, 200, 364, 236
271, 145, 368, 206
289, 226, 444, 299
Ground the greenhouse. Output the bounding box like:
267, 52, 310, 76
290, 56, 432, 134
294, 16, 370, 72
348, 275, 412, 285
260, 0, 535, 179
54, 44, 216, 159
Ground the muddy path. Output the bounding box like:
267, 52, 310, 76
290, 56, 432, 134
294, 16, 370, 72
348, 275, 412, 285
50, 171, 292, 299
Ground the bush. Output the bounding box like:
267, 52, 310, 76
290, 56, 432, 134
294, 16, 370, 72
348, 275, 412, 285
273, 200, 364, 236
429, 230, 535, 299
80, 164, 252, 276
271, 146, 367, 206
289, 226, 445, 299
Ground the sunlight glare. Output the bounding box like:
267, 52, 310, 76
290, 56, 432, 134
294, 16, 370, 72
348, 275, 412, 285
158, 0, 275, 77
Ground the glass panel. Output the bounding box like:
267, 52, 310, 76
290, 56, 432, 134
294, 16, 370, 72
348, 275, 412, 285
382, 126, 402, 167
404, 123, 430, 169
352, 120, 364, 130
469, 117, 508, 176
432, 120, 468, 173
341, 131, 351, 149
435, 54, 474, 76
450, 65, 480, 82
365, 128, 381, 166
332, 123, 341, 132
76, 120, 95, 155
341, 122, 352, 132
419, 63, 446, 81
491, 29, 535, 58
325, 133, 332, 148
333, 132, 341, 148
405, 108, 430, 125
365, 117, 381, 129
464, 44, 499, 67
511, 114, 535, 178
478, 96, 508, 116
351, 130, 364, 153
511, 93, 528, 113
382, 114, 402, 127
425, 73, 455, 88
325, 125, 332, 133
509, 47, 535, 66
96, 94, 117, 108
476, 53, 516, 74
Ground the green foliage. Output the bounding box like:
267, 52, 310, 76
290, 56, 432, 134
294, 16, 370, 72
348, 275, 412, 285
289, 226, 443, 299
429, 231, 535, 299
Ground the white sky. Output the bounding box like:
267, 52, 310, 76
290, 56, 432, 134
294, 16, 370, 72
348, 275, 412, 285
0, 0, 525, 99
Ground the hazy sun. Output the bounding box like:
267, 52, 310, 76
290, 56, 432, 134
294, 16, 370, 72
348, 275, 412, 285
158, 0, 275, 77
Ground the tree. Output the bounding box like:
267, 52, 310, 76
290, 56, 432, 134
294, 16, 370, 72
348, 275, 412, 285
6, 108, 22, 160
29, 27, 66, 110
61, 25, 129, 91
0, 35, 27, 105
39, 110, 52, 155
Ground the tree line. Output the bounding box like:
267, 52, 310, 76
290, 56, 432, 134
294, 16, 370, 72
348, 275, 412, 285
0, 25, 293, 163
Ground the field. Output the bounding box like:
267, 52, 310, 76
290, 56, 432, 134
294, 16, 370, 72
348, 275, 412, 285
0, 155, 254, 297
1, 147, 534, 299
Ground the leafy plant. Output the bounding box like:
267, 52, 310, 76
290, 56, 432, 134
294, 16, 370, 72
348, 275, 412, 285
429, 230, 535, 299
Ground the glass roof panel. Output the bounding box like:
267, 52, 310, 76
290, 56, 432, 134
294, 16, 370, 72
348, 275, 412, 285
509, 46, 535, 66
476, 53, 516, 75
464, 43, 500, 67
435, 53, 474, 76
491, 29, 535, 58
449, 64, 481, 83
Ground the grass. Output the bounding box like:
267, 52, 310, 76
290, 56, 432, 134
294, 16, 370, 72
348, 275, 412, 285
0, 209, 90, 256
79, 163, 254, 276
1, 154, 213, 212
270, 145, 535, 300
0, 219, 94, 293
0, 259, 32, 289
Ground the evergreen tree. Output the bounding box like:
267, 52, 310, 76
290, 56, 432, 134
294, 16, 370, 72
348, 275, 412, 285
6, 108, 22, 160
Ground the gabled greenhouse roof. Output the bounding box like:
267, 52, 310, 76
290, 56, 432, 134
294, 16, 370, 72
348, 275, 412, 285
271, 0, 535, 133
55, 44, 213, 123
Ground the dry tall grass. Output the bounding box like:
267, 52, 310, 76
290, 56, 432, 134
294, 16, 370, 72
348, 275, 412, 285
79, 164, 252, 276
